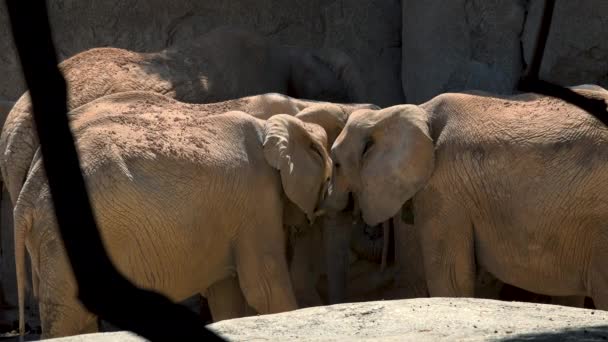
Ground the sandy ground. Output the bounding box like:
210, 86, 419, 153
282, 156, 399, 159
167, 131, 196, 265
21, 297, 608, 341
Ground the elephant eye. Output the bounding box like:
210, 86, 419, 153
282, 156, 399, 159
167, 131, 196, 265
362, 137, 374, 156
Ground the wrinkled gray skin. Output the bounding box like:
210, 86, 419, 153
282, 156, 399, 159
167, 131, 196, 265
207, 103, 388, 321
0, 25, 366, 207
323, 85, 608, 310
14, 91, 334, 338
0, 26, 367, 325
11, 95, 378, 331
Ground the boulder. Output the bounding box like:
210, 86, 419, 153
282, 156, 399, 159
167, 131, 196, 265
401, 0, 527, 104
401, 0, 608, 104
522, 0, 608, 88
38, 298, 608, 341
208, 298, 608, 341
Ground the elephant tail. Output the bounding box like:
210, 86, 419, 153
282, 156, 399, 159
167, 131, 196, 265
13, 200, 31, 336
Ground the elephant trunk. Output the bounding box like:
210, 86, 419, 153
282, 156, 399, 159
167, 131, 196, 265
323, 213, 352, 305
350, 222, 384, 263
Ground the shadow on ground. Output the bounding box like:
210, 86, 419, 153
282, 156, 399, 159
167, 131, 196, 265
499, 325, 608, 341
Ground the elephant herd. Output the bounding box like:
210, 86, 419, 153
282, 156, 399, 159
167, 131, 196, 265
0, 26, 607, 339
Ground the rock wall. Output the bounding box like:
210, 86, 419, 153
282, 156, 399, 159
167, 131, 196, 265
0, 0, 404, 107
402, 0, 608, 103
1, 1, 606, 111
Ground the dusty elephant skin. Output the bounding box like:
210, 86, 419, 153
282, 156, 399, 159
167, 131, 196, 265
208, 104, 397, 319
324, 85, 608, 310
12, 91, 333, 339
0, 25, 366, 208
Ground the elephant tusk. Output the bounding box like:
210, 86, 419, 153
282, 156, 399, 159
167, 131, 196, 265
313, 208, 326, 217
307, 213, 316, 225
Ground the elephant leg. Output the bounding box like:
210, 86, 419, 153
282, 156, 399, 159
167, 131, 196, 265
416, 195, 475, 297
235, 223, 298, 314
549, 296, 585, 308
38, 294, 97, 338
392, 216, 428, 299
289, 224, 323, 308
323, 213, 352, 305
37, 242, 98, 338
206, 276, 256, 322
589, 238, 608, 310
475, 268, 504, 300
347, 260, 397, 301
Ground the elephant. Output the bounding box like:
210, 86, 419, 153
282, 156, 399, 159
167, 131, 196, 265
322, 85, 608, 310
13, 90, 333, 338
0, 91, 373, 318
205, 103, 400, 322
0, 25, 366, 207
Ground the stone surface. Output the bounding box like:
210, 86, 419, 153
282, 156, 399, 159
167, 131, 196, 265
522, 0, 608, 88
30, 298, 608, 341
401, 0, 527, 104
0, 0, 403, 108
208, 298, 608, 341
43, 332, 145, 342
0, 101, 13, 128
401, 0, 608, 104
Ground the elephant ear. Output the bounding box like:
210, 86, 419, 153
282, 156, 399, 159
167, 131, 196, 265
295, 104, 347, 147
359, 105, 434, 226
264, 114, 331, 219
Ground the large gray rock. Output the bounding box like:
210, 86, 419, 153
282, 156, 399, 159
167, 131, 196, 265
0, 0, 403, 108
401, 0, 608, 104
522, 0, 608, 88
401, 0, 527, 104
0, 101, 13, 128
208, 298, 608, 341
37, 298, 608, 341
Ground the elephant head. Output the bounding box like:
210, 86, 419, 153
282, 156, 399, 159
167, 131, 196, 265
286, 47, 366, 104
295, 103, 348, 148
263, 114, 332, 222
323, 105, 435, 227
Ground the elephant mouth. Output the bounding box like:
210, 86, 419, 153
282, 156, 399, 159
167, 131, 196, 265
350, 220, 394, 264
344, 192, 355, 213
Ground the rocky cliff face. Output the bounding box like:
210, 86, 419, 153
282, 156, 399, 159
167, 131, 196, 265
402, 0, 608, 104
1, 1, 606, 105
0, 0, 404, 108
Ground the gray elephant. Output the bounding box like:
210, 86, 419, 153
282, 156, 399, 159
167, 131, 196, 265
13, 91, 333, 338
0, 25, 366, 207
322, 85, 608, 310
205, 103, 397, 321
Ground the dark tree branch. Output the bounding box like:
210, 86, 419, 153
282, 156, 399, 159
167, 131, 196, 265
5, 0, 224, 340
